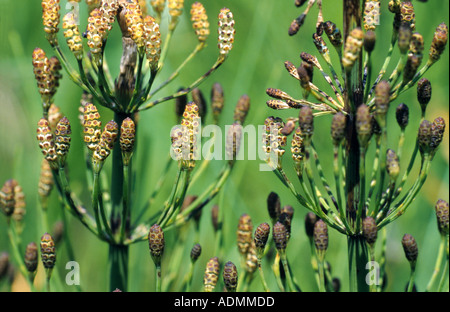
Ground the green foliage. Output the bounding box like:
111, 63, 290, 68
0, 0, 448, 292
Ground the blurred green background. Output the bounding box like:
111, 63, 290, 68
0, 0, 448, 292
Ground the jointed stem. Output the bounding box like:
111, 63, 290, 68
155, 264, 162, 292
426, 235, 447, 291
120, 164, 130, 242
356, 148, 366, 233
406, 264, 416, 292
280, 251, 296, 292
317, 258, 326, 292
257, 259, 270, 292
378, 156, 431, 228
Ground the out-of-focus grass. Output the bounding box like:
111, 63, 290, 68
0, 0, 448, 292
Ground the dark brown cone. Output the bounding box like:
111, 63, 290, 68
175, 87, 188, 120
254, 223, 270, 255
211, 204, 219, 232
211, 83, 224, 122
223, 261, 238, 292
148, 224, 165, 264
417, 78, 431, 113
356, 104, 372, 149
362, 217, 378, 246
364, 30, 376, 53
430, 117, 446, 153
190, 243, 202, 263
331, 112, 346, 145
24, 242, 39, 273
402, 234, 418, 265
233, 94, 251, 125
267, 192, 281, 222
418, 120, 432, 155
396, 103, 409, 130
273, 221, 287, 252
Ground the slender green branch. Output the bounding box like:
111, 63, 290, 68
134, 156, 174, 226
120, 164, 130, 243
6, 219, 37, 292
52, 167, 99, 238
437, 249, 449, 292
257, 259, 270, 292
92, 170, 106, 240
155, 264, 162, 292
280, 251, 296, 292
406, 265, 417, 292
373, 128, 387, 218
149, 42, 206, 98
426, 235, 447, 291
333, 145, 351, 233
378, 156, 431, 228
367, 30, 398, 101
139, 58, 225, 111
317, 258, 326, 292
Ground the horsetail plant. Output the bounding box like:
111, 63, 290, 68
0, 0, 447, 294
0, 0, 246, 292
263, 0, 448, 292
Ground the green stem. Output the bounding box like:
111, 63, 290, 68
109, 244, 129, 291
390, 63, 431, 102
426, 235, 447, 291
257, 259, 270, 292
139, 58, 224, 111
92, 170, 106, 239
120, 164, 130, 242
183, 261, 195, 292
6, 219, 36, 291
309, 238, 321, 290
348, 235, 369, 292
394, 113, 425, 199
376, 228, 387, 292
52, 167, 99, 237
157, 167, 183, 226
378, 156, 431, 228
158, 29, 174, 72
312, 143, 341, 218
317, 259, 326, 292
77, 59, 106, 108
272, 253, 285, 292
406, 265, 416, 292
356, 148, 366, 233
437, 256, 449, 292
373, 127, 387, 218
363, 52, 372, 103
280, 251, 296, 292
128, 53, 145, 111
134, 155, 173, 226
334, 145, 351, 233
367, 30, 398, 101
52, 45, 84, 88
155, 264, 162, 292
149, 42, 205, 98
108, 113, 130, 292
